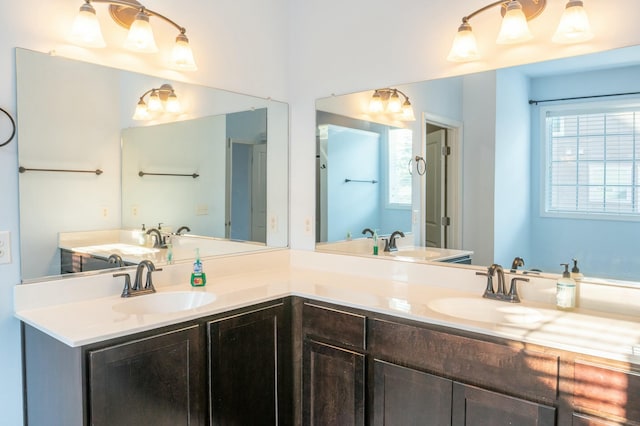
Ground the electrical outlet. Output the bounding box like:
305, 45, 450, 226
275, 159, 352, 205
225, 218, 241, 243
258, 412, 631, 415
102, 207, 109, 218
132, 205, 139, 217
304, 217, 312, 236
196, 204, 209, 216
0, 231, 11, 265
270, 216, 278, 232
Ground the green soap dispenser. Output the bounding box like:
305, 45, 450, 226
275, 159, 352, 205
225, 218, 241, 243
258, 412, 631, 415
556, 263, 576, 310
372, 230, 379, 255
190, 248, 207, 287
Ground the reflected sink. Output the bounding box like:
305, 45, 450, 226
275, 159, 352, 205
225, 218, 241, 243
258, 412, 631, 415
427, 297, 549, 325
113, 291, 216, 315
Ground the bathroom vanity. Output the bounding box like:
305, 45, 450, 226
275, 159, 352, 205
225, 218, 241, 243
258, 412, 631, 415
16, 250, 640, 425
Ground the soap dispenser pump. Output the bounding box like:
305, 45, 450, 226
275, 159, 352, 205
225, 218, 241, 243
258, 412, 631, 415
556, 263, 576, 310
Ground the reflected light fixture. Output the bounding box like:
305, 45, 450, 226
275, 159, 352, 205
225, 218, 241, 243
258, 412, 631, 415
132, 84, 181, 120
71, 0, 197, 71
368, 88, 416, 122
447, 0, 593, 62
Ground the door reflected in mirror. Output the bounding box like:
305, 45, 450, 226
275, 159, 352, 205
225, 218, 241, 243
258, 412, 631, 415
316, 45, 640, 282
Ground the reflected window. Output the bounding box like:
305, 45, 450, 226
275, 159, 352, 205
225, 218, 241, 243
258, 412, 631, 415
388, 128, 412, 207
543, 100, 640, 219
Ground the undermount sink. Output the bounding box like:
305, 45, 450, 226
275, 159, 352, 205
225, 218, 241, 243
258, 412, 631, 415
427, 297, 550, 325
113, 291, 217, 315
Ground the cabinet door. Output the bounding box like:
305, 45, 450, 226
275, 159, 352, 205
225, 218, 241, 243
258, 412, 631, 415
372, 360, 452, 426
208, 303, 291, 426
303, 340, 365, 426
452, 382, 555, 426
88, 325, 205, 426
572, 413, 633, 426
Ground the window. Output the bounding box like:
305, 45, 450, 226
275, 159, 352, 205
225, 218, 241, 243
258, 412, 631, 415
387, 128, 412, 206
543, 100, 640, 219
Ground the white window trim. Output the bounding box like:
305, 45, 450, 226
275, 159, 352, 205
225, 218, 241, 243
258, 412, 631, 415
538, 97, 640, 222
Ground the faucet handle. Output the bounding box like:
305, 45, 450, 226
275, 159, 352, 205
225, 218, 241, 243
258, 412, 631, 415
507, 276, 529, 303
476, 271, 494, 296
144, 267, 163, 291
114, 273, 132, 298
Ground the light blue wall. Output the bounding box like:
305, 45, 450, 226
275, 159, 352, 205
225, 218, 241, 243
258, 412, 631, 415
529, 65, 640, 279
326, 125, 381, 241
494, 69, 532, 268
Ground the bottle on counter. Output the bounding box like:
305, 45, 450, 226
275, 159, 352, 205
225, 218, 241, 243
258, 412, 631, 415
571, 258, 583, 308
556, 263, 576, 310
372, 230, 379, 255
190, 248, 207, 287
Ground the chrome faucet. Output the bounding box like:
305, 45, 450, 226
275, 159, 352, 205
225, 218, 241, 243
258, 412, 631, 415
113, 260, 162, 298
476, 263, 529, 303
510, 256, 525, 272
384, 230, 405, 252
107, 253, 124, 267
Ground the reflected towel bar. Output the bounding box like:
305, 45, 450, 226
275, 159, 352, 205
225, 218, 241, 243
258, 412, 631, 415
19, 166, 103, 175
139, 171, 200, 178
345, 178, 378, 184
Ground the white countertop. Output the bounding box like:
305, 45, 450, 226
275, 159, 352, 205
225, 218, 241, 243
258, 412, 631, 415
14, 250, 640, 365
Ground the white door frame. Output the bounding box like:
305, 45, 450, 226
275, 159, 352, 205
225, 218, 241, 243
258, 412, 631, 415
421, 112, 464, 249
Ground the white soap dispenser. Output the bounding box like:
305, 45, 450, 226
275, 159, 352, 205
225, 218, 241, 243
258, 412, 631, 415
570, 258, 583, 308
556, 263, 576, 310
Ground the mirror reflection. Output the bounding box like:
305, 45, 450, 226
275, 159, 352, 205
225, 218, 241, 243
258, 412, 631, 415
16, 48, 289, 283
316, 45, 640, 282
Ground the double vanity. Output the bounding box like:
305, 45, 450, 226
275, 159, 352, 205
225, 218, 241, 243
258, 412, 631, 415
15, 249, 640, 425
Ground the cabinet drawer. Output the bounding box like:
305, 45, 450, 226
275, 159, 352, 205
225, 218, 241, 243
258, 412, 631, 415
369, 318, 559, 402
574, 360, 640, 422
302, 302, 366, 350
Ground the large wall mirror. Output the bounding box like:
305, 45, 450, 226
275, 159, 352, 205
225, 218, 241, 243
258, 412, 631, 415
316, 44, 640, 282
16, 48, 289, 283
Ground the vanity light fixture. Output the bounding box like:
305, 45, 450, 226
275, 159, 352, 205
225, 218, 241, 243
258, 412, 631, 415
447, 0, 593, 62
368, 88, 416, 122
71, 0, 197, 71
132, 84, 181, 120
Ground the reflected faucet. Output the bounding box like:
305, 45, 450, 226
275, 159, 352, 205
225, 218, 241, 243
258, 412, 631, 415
362, 228, 375, 238
146, 228, 165, 248
510, 256, 525, 272
384, 230, 405, 252
476, 263, 529, 303
176, 225, 191, 235
107, 253, 124, 267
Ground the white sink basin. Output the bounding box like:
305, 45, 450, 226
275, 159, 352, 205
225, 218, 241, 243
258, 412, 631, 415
427, 297, 550, 325
113, 291, 216, 315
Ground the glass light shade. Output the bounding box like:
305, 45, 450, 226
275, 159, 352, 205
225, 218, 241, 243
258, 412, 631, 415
147, 90, 163, 112
496, 1, 533, 44
401, 100, 416, 122
165, 93, 181, 114
552, 0, 593, 44
387, 91, 403, 113
132, 100, 150, 120
124, 11, 158, 53
447, 22, 480, 62
70, 3, 106, 48
171, 33, 198, 71
369, 92, 384, 113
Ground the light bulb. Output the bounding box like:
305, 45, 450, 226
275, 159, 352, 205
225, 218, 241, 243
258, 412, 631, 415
369, 92, 384, 113
165, 91, 181, 114
401, 99, 416, 122
171, 33, 198, 71
552, 0, 593, 44
147, 90, 162, 112
70, 2, 106, 48
132, 99, 150, 120
496, 1, 533, 44
387, 90, 403, 113
447, 21, 480, 62
124, 10, 158, 53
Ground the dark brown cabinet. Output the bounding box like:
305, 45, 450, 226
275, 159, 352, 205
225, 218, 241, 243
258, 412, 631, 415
88, 325, 205, 426
303, 340, 366, 425
208, 302, 292, 426
371, 360, 452, 426
452, 382, 556, 426
302, 302, 367, 426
